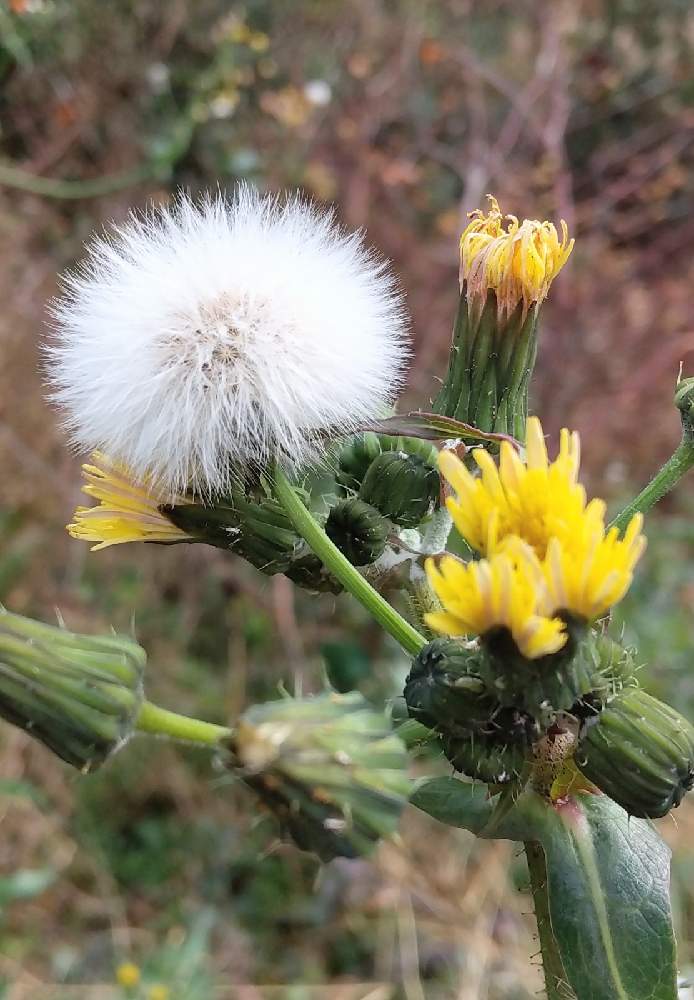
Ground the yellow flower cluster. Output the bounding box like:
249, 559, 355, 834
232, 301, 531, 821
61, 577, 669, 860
68, 454, 190, 550
460, 196, 574, 318
425, 418, 646, 659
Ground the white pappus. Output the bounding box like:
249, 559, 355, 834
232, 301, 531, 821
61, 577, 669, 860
47, 186, 410, 497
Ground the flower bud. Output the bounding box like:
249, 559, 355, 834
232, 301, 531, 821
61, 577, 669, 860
403, 637, 496, 732
325, 498, 389, 566
675, 376, 694, 440
359, 452, 440, 528
230, 692, 410, 860
570, 635, 637, 719
284, 553, 343, 593
442, 707, 539, 785
336, 433, 385, 492
0, 609, 145, 772
575, 688, 694, 818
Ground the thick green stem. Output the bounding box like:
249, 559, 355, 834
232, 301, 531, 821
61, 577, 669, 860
609, 437, 694, 535
136, 701, 232, 746
272, 464, 426, 656
525, 841, 573, 999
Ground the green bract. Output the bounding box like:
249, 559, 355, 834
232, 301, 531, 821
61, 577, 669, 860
575, 688, 694, 818
0, 609, 145, 772
359, 451, 440, 528
230, 691, 411, 861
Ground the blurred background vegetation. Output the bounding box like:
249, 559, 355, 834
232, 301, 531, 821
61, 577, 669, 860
1, 0, 693, 997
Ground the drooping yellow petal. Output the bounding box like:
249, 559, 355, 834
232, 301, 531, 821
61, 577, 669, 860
67, 453, 191, 550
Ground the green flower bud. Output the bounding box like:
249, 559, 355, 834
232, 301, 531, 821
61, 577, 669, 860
575, 688, 694, 818
403, 637, 496, 733
284, 553, 343, 594
325, 498, 389, 566
675, 376, 694, 440
336, 433, 438, 495
570, 636, 637, 720
482, 616, 596, 718
0, 609, 145, 772
165, 491, 299, 574
442, 707, 538, 785
336, 433, 384, 492
230, 692, 410, 861
359, 451, 440, 529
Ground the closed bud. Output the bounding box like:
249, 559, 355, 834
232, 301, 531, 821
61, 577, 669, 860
230, 692, 410, 861
575, 688, 694, 818
325, 498, 389, 566
675, 376, 694, 440
284, 553, 343, 594
570, 635, 637, 720
359, 451, 440, 528
0, 609, 145, 772
443, 707, 539, 785
404, 637, 496, 733
336, 433, 385, 492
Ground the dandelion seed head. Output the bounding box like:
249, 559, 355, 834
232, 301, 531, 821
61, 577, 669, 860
47, 187, 410, 496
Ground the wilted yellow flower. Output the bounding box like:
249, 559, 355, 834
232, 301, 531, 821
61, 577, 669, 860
116, 962, 141, 988
68, 453, 191, 550
460, 195, 574, 318
425, 540, 567, 660
429, 417, 646, 653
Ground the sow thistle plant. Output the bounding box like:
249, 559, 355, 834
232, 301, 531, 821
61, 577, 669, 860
2, 187, 693, 998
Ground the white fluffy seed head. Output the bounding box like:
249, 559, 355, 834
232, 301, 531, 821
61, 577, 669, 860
47, 187, 410, 497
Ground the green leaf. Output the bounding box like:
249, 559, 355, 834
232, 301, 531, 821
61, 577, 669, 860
321, 640, 371, 693
411, 780, 678, 999
410, 776, 495, 834
357, 412, 520, 448
541, 795, 677, 1000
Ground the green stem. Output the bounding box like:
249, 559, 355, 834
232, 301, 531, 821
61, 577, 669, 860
272, 464, 426, 656
136, 700, 232, 746
0, 161, 157, 200
525, 841, 573, 999
609, 437, 694, 535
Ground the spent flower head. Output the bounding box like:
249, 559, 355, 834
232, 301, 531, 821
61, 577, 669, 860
460, 195, 574, 319
48, 186, 409, 496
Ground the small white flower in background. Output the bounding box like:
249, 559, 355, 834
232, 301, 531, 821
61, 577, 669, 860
303, 79, 332, 107
47, 187, 409, 496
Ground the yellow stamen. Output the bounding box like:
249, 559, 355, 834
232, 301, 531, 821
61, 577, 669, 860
67, 453, 191, 550
460, 194, 574, 318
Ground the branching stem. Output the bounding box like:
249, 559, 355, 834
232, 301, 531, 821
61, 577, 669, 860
272, 464, 426, 656
525, 841, 573, 1000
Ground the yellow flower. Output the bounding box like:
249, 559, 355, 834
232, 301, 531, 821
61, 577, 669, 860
147, 986, 171, 1000
460, 195, 574, 318
436, 417, 646, 631
68, 453, 191, 551
425, 540, 567, 659
441, 417, 584, 558
116, 962, 141, 988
